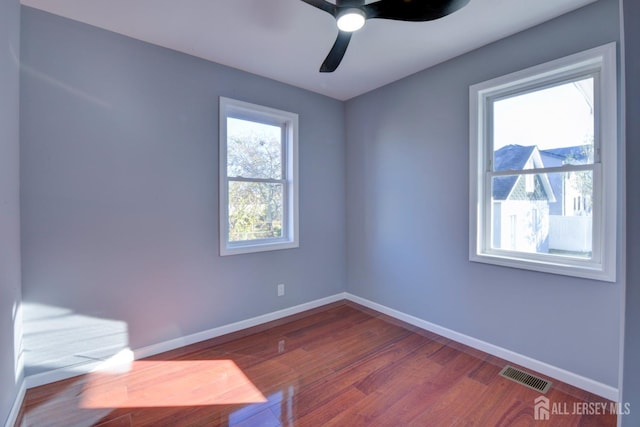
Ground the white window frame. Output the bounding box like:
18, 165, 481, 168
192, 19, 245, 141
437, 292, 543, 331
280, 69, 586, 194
469, 43, 617, 282
219, 97, 299, 256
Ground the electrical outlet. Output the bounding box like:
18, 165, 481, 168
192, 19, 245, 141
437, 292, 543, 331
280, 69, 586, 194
277, 283, 285, 296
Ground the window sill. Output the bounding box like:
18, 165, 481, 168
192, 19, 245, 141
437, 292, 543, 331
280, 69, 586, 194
470, 251, 615, 282
220, 239, 299, 256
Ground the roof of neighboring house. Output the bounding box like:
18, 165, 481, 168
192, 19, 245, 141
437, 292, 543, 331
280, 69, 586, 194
494, 144, 536, 172
492, 144, 556, 202
540, 145, 591, 163
493, 145, 535, 200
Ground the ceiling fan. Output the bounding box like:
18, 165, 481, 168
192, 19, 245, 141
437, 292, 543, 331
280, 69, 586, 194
300, 0, 470, 72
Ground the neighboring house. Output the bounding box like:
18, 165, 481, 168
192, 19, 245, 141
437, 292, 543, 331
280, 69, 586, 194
492, 145, 556, 253
540, 145, 591, 216
540, 145, 593, 255
492, 144, 593, 256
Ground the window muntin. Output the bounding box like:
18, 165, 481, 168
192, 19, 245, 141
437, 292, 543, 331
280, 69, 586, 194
220, 98, 298, 255
470, 43, 617, 281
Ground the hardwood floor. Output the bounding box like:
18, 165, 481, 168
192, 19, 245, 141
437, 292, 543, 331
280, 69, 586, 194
17, 301, 616, 426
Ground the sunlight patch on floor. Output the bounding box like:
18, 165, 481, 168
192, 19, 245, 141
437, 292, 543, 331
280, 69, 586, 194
80, 359, 267, 408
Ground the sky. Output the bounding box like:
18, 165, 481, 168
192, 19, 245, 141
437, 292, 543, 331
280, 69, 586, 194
493, 77, 594, 151
227, 78, 595, 154
228, 117, 280, 142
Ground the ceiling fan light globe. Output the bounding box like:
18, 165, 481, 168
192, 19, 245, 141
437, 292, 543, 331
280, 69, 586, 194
336, 8, 366, 32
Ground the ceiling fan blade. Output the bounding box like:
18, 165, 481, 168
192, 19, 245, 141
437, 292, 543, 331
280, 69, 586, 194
364, 0, 469, 21
320, 31, 352, 72
299, 0, 337, 16
320, 31, 352, 73
336, 0, 365, 6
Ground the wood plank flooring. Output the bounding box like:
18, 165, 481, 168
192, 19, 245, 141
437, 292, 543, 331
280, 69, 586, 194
16, 301, 617, 426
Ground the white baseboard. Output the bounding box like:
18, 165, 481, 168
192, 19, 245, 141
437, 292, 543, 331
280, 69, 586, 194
133, 293, 347, 360
4, 379, 25, 427
345, 293, 619, 402
22, 291, 618, 403
24, 293, 347, 389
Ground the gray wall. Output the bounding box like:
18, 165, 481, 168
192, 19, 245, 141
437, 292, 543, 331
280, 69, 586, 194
16, 0, 635, 412
345, 0, 622, 387
622, 0, 639, 423
20, 7, 346, 350
0, 0, 22, 423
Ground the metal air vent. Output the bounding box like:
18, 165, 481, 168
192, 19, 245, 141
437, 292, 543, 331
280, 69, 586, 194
499, 365, 552, 394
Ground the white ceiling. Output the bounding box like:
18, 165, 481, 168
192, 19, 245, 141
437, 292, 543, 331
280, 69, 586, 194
21, 0, 597, 100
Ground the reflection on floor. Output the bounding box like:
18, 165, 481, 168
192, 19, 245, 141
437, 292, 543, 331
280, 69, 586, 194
23, 302, 129, 379
18, 301, 617, 426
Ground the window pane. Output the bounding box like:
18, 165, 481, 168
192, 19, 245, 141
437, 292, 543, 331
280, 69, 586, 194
228, 181, 283, 242
491, 171, 593, 258
227, 118, 282, 179
493, 77, 594, 170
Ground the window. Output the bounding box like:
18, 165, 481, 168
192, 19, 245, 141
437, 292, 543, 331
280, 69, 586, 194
469, 43, 617, 281
219, 97, 299, 256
